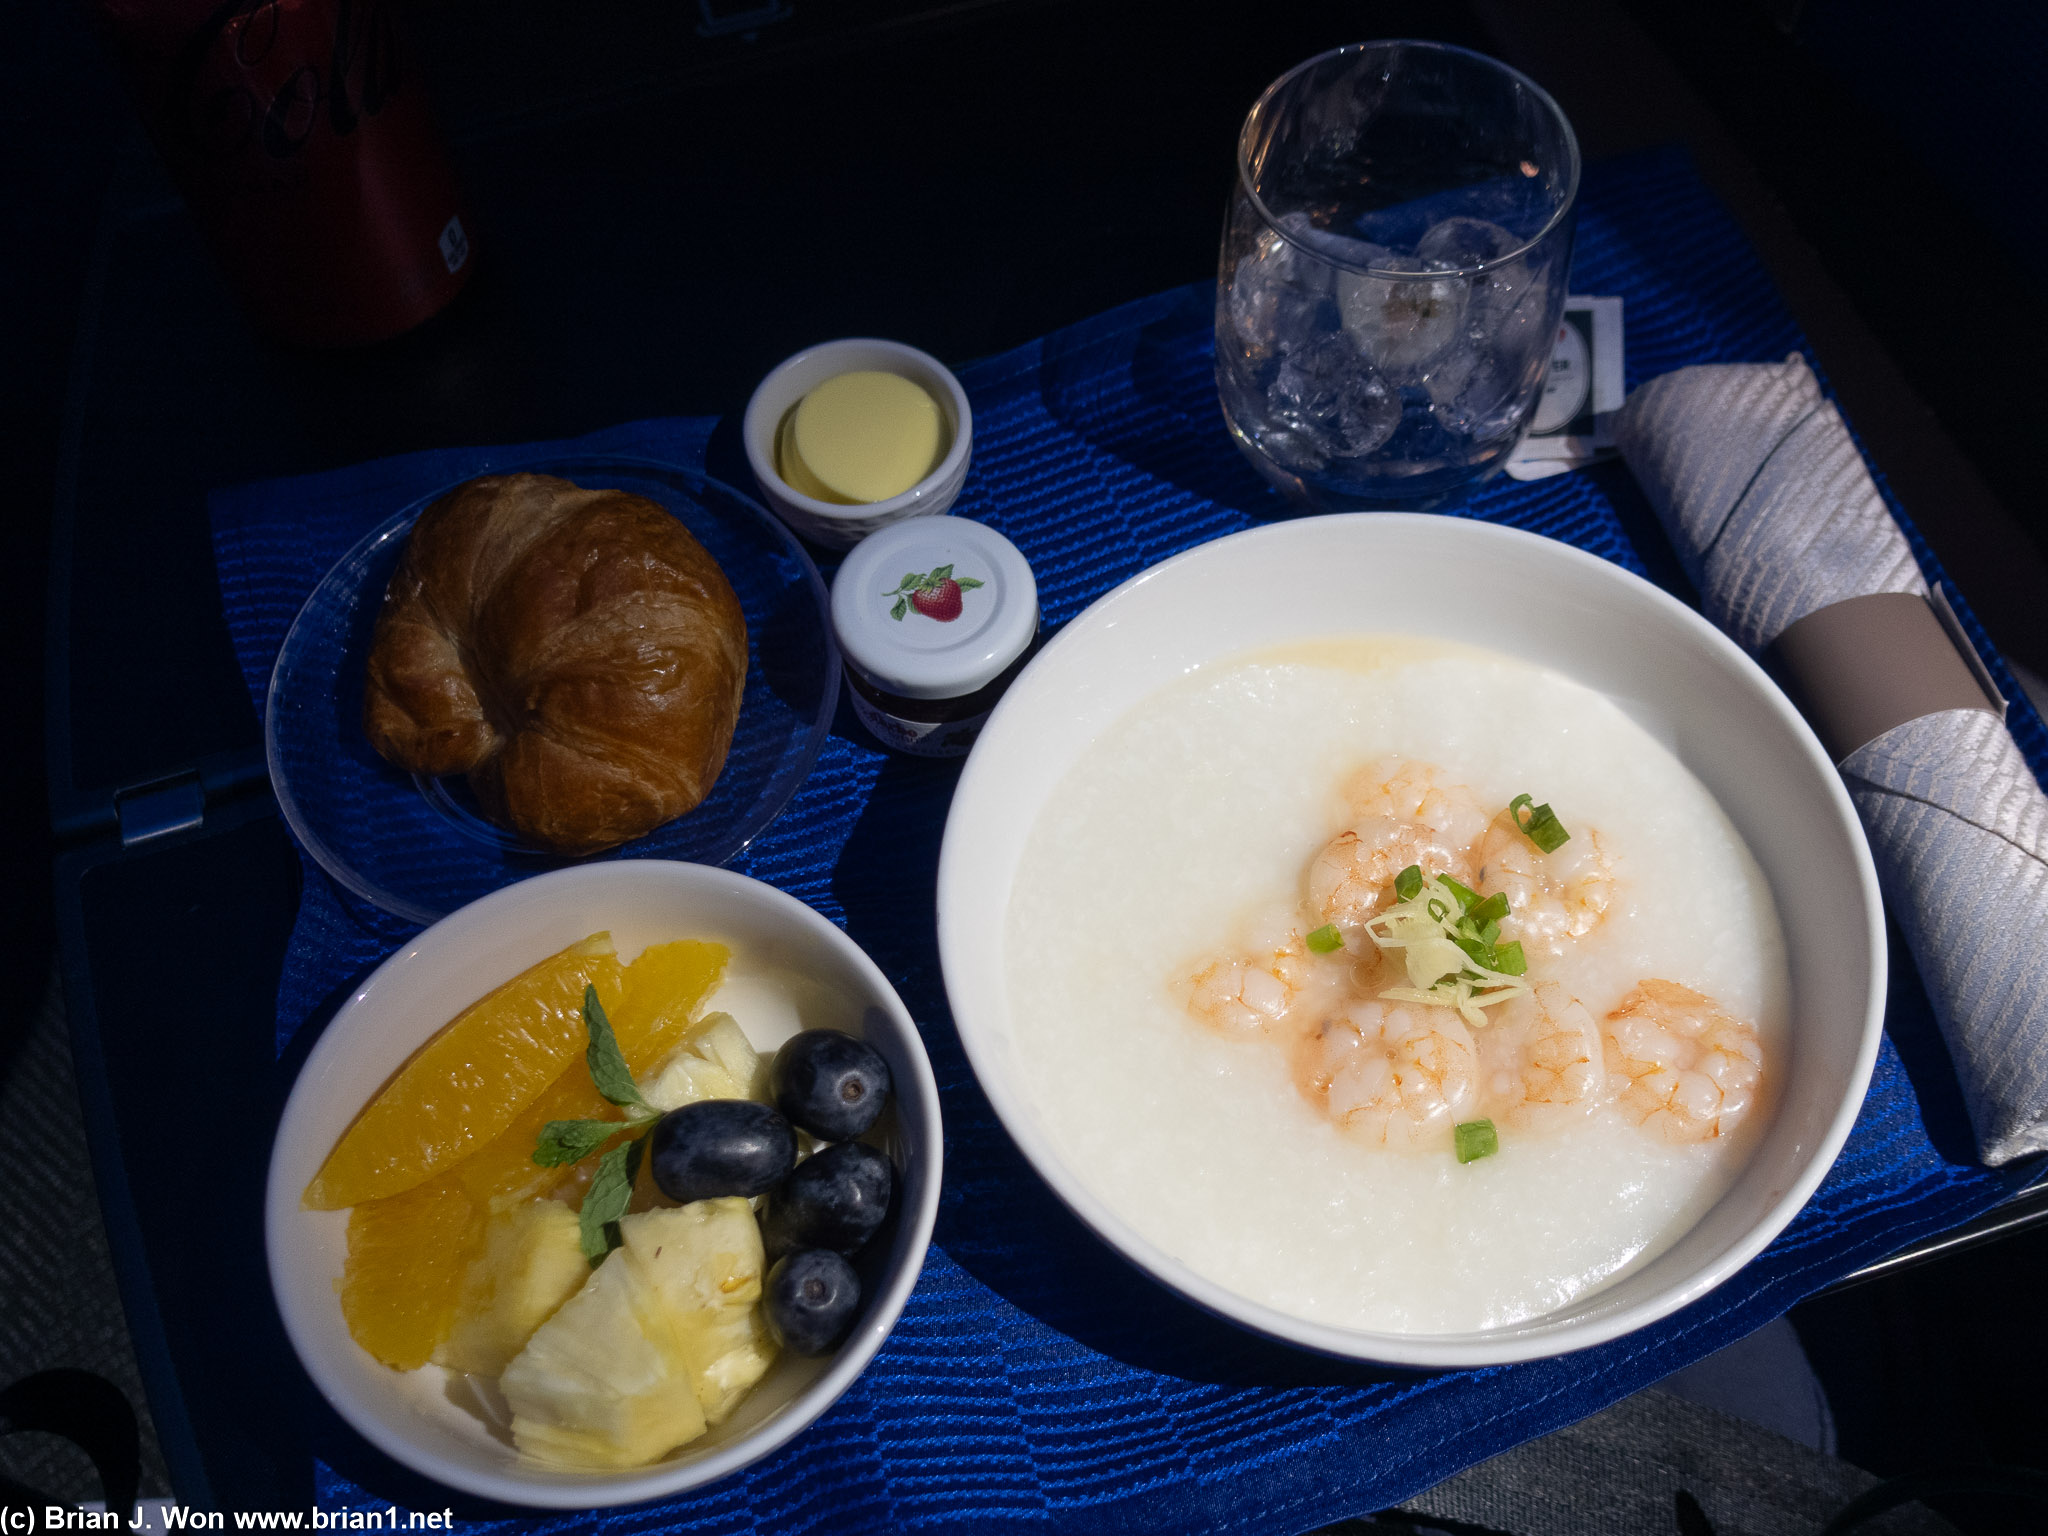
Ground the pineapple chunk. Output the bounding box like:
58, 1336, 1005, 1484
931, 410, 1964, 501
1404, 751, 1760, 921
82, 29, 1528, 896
501, 1241, 706, 1469
622, 1200, 778, 1426
433, 1201, 587, 1377
641, 1013, 768, 1111
694, 1015, 773, 1103
498, 1199, 781, 1468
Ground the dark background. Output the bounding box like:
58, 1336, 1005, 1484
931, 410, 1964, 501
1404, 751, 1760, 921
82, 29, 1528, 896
5, 0, 2044, 1526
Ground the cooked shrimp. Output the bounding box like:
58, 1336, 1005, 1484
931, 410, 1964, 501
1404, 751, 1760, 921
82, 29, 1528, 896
1309, 760, 1491, 931
1293, 999, 1479, 1149
1338, 759, 1485, 830
1180, 921, 1317, 1036
1474, 812, 1614, 955
1479, 981, 1609, 1128
1603, 979, 1762, 1143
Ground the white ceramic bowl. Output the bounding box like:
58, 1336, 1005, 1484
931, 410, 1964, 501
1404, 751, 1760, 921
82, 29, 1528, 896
266, 862, 943, 1507
937, 514, 1884, 1369
743, 338, 973, 548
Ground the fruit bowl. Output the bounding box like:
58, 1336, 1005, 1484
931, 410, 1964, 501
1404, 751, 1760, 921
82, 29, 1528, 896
265, 862, 942, 1507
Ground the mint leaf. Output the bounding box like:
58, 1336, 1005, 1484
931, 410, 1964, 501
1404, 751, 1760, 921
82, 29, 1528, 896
955, 577, 984, 590
533, 1118, 623, 1168
582, 985, 647, 1110
579, 1138, 639, 1264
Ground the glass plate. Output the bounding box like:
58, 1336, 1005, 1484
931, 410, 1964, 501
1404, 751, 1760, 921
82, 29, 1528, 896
265, 457, 839, 924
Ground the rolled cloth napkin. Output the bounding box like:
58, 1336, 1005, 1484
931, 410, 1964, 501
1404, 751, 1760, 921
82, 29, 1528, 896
1617, 354, 2048, 1166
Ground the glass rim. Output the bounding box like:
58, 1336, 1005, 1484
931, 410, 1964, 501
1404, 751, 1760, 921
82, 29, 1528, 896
1236, 39, 1583, 279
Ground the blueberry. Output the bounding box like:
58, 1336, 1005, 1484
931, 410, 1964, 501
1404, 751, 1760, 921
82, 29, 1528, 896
760, 1141, 894, 1259
648, 1099, 795, 1205
771, 1030, 892, 1141
763, 1250, 862, 1355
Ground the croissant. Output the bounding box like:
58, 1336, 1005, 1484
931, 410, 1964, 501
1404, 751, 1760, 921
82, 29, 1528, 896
362, 473, 748, 855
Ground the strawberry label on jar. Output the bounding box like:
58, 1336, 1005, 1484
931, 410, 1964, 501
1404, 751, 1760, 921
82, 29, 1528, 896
830, 516, 1037, 758
882, 565, 984, 623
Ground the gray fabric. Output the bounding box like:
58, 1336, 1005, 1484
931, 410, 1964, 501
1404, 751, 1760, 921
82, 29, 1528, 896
1614, 358, 1925, 655
1617, 357, 2048, 1165
0, 967, 170, 1502
1841, 711, 2048, 1161
1653, 1317, 1834, 1456
1398, 1388, 1956, 1536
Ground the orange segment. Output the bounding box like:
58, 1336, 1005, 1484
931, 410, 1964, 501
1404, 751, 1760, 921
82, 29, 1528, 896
455, 940, 730, 1212
613, 940, 732, 1073
339, 1171, 483, 1370
459, 1070, 622, 1214
305, 933, 623, 1210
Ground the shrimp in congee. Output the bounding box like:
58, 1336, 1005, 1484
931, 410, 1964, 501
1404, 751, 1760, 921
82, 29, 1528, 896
1474, 812, 1614, 956
1179, 919, 1318, 1036
1478, 981, 1609, 1129
1603, 979, 1763, 1143
1179, 751, 1766, 1160
1294, 1000, 1479, 1150
1309, 761, 1490, 933
1008, 640, 1794, 1335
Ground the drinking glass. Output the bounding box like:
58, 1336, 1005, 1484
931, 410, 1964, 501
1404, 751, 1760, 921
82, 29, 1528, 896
1217, 41, 1580, 509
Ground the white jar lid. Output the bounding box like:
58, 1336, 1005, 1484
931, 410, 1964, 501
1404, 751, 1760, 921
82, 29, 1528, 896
831, 517, 1038, 700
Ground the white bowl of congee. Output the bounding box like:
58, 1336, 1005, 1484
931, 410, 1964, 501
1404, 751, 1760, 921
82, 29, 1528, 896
936, 514, 1884, 1368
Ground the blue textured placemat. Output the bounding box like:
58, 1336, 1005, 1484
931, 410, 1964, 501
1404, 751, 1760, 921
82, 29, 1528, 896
211, 145, 2043, 1534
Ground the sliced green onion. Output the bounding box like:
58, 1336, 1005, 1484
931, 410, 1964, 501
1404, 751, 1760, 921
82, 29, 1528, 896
1468, 890, 1510, 928
1394, 864, 1424, 902
1448, 929, 1491, 967
1448, 929, 1525, 977
1509, 793, 1571, 853
1363, 871, 1531, 1027
1438, 874, 1482, 912
1454, 1119, 1499, 1164
1450, 907, 1500, 949
1305, 923, 1344, 954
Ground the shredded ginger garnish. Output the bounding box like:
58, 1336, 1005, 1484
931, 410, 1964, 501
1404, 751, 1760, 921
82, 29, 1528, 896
1363, 874, 1530, 1029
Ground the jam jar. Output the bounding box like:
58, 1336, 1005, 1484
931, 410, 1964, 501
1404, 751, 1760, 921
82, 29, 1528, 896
830, 517, 1038, 757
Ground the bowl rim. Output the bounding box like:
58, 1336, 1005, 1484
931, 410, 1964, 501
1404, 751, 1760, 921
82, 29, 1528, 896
262, 455, 841, 926
264, 860, 944, 1507
742, 337, 975, 524
937, 513, 1886, 1368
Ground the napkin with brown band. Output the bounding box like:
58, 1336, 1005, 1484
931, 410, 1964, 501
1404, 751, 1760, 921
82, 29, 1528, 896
1616, 355, 2048, 1167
